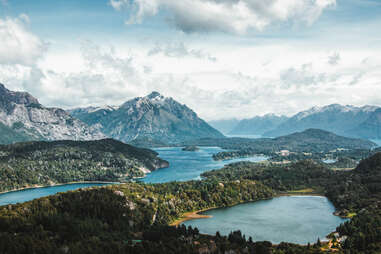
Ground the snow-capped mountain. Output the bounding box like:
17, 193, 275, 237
70, 91, 225, 143
0, 83, 105, 144
264, 104, 380, 138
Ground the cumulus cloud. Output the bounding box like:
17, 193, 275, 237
328, 52, 340, 65
0, 15, 48, 66
280, 63, 329, 88
148, 42, 217, 61
110, 0, 336, 34
2, 39, 381, 121
109, 0, 128, 11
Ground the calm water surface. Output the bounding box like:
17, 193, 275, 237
0, 147, 266, 205
322, 159, 337, 164
0, 148, 346, 244
183, 196, 348, 244
0, 183, 113, 206
142, 147, 268, 183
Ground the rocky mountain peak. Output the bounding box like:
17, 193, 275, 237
0, 83, 105, 143
70, 92, 224, 143
0, 83, 40, 108
146, 91, 163, 100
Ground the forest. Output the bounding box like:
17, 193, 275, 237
203, 153, 381, 252
1, 150, 381, 253
0, 139, 168, 192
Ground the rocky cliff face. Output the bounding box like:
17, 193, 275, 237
70, 92, 224, 143
0, 83, 105, 143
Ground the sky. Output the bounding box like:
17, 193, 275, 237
0, 0, 381, 120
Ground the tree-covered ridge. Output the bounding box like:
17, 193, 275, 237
2, 148, 381, 252
0, 180, 278, 254
0, 139, 169, 192
181, 128, 376, 162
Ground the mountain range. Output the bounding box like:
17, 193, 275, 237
222, 104, 381, 139
2, 82, 381, 144
182, 128, 376, 154
0, 83, 104, 144
69, 92, 224, 143
208, 118, 240, 135
229, 114, 288, 136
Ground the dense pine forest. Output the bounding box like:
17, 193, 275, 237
0, 139, 168, 192
1, 152, 381, 253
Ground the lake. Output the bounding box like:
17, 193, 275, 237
0, 183, 114, 206
0, 147, 267, 205
0, 148, 347, 245
183, 195, 348, 244
141, 146, 268, 183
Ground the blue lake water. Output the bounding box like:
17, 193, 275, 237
0, 147, 267, 205
0, 147, 346, 244
225, 134, 263, 139
0, 183, 113, 206
322, 159, 337, 164
141, 147, 268, 183
183, 196, 348, 244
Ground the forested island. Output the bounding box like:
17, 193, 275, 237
0, 139, 169, 192
1, 151, 381, 253
182, 146, 200, 152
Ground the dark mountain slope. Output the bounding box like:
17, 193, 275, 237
348, 108, 381, 139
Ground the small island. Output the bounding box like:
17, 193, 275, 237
182, 145, 200, 152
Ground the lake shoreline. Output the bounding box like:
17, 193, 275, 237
177, 195, 346, 246
0, 181, 120, 195
170, 207, 215, 226
171, 197, 275, 226
172, 192, 341, 226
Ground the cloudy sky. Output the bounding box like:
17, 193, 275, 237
0, 0, 381, 120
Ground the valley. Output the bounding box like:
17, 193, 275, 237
1, 1, 381, 253
0, 85, 381, 253
1, 150, 381, 253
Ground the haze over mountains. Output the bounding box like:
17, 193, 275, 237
0, 84, 105, 144
230, 114, 288, 136
69, 92, 224, 144
217, 104, 381, 140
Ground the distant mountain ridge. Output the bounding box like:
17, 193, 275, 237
223, 104, 381, 139
229, 114, 288, 136
208, 118, 240, 135
70, 92, 224, 143
348, 108, 381, 139
0, 83, 105, 144
182, 128, 376, 154
264, 104, 380, 138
